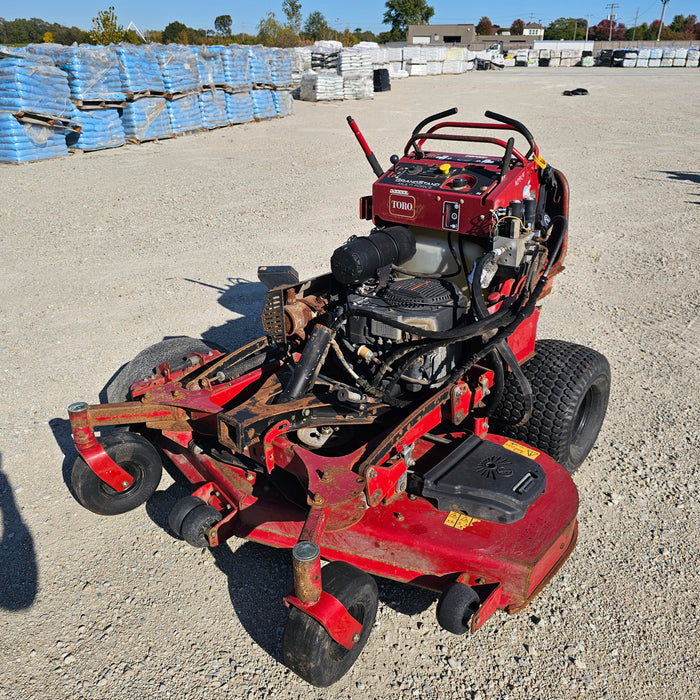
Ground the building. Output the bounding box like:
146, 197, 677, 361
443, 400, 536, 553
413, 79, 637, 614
407, 24, 476, 45
523, 23, 545, 38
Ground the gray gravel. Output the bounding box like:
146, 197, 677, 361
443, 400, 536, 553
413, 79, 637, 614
1, 67, 699, 700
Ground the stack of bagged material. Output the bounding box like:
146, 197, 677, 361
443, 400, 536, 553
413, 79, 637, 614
222, 45, 251, 91
596, 49, 613, 66
248, 45, 272, 85
581, 53, 594, 67
292, 46, 312, 82
0, 111, 68, 162
623, 51, 638, 67
115, 43, 165, 95
120, 97, 173, 141
225, 91, 254, 123
514, 49, 528, 67
549, 49, 561, 67
661, 48, 675, 66
673, 47, 688, 66
340, 48, 373, 100
527, 49, 539, 68
196, 47, 226, 86
311, 46, 341, 71
373, 68, 391, 92
425, 46, 446, 74
442, 59, 466, 73
166, 93, 203, 133
155, 44, 200, 94
199, 88, 228, 128
0, 54, 73, 118
538, 49, 550, 67
251, 88, 276, 119
406, 60, 428, 76
272, 90, 293, 117
269, 48, 294, 88
504, 54, 516, 67
356, 42, 386, 70
687, 48, 700, 67
402, 46, 425, 64
30, 44, 125, 104
636, 47, 651, 67
649, 47, 663, 67
299, 71, 343, 100
68, 107, 124, 150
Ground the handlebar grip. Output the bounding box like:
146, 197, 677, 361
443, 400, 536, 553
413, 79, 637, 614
484, 111, 536, 158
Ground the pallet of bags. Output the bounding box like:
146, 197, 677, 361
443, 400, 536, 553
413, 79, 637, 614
687, 48, 700, 67
443, 60, 466, 73
661, 48, 675, 67
504, 55, 516, 67
225, 91, 254, 124
221, 45, 251, 92
0, 111, 71, 163
673, 48, 687, 67
622, 51, 638, 67
155, 44, 200, 95
247, 45, 273, 87
166, 92, 203, 134
251, 88, 276, 119
0, 53, 73, 119
340, 49, 374, 99
67, 107, 124, 151
115, 43, 166, 97
120, 97, 173, 142
373, 68, 391, 91
311, 41, 342, 71
406, 60, 428, 76
272, 90, 293, 117
196, 46, 226, 88
199, 88, 228, 129
538, 49, 550, 67
292, 46, 312, 83
28, 43, 125, 107
269, 48, 294, 89
299, 71, 343, 101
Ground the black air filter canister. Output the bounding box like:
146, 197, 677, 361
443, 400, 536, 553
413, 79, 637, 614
331, 226, 416, 285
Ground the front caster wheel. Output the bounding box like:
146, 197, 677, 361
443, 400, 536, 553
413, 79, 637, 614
436, 582, 480, 635
179, 503, 222, 548
282, 561, 378, 687
70, 432, 162, 516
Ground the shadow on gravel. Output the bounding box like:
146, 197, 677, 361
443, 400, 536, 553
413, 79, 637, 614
49, 417, 79, 498
656, 170, 700, 204
184, 277, 267, 350
0, 455, 38, 610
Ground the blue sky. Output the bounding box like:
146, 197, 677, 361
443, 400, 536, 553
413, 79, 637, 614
3, 1, 696, 34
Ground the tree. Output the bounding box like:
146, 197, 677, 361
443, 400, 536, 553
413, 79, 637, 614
589, 18, 626, 41
544, 17, 587, 40
382, 0, 434, 41
303, 11, 335, 41
510, 19, 524, 35
282, 0, 303, 34
43, 31, 53, 42
475, 16, 493, 36
89, 6, 125, 44
215, 14, 232, 36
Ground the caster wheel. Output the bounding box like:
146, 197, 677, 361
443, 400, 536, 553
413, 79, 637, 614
167, 495, 207, 538
180, 503, 222, 548
436, 582, 480, 635
70, 432, 162, 516
282, 561, 378, 687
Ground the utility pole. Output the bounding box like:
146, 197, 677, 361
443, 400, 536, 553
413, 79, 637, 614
605, 3, 618, 41
631, 8, 640, 40
585, 14, 593, 40
657, 0, 670, 40
573, 20, 578, 39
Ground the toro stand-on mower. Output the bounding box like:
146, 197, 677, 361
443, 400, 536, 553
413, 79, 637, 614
67, 109, 610, 687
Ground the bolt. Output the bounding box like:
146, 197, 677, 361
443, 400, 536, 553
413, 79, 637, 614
312, 493, 324, 505
366, 468, 377, 480
394, 512, 405, 522
121, 481, 129, 489
352, 633, 361, 643
246, 472, 255, 482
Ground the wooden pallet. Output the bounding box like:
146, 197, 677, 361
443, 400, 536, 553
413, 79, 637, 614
165, 87, 202, 101
71, 98, 127, 110
12, 111, 82, 132
124, 89, 168, 101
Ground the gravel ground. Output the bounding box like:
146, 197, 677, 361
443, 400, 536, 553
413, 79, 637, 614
1, 67, 698, 700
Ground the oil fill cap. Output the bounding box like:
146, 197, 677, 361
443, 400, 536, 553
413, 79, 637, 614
439, 164, 451, 175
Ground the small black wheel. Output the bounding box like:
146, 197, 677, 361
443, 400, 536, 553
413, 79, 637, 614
491, 339, 611, 473
180, 503, 223, 548
105, 336, 227, 403
282, 561, 378, 687
167, 495, 207, 538
436, 582, 480, 635
70, 432, 162, 516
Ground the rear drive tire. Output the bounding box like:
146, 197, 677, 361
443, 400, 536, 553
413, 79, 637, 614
491, 339, 610, 473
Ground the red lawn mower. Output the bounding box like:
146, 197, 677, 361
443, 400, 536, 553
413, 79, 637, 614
67, 109, 610, 687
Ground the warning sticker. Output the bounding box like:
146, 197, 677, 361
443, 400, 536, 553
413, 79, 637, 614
502, 440, 540, 459
444, 511, 481, 530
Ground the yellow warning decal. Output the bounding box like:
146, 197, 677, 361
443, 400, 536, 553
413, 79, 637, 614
444, 511, 481, 530
502, 440, 540, 459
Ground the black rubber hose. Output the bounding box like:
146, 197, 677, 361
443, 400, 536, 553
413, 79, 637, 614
278, 325, 333, 403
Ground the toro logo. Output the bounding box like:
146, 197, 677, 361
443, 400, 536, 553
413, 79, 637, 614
388, 193, 416, 219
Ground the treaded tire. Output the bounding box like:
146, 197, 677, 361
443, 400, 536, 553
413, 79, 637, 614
491, 339, 610, 473
436, 582, 480, 635
180, 504, 223, 548
282, 561, 378, 687
70, 432, 162, 515
105, 336, 227, 403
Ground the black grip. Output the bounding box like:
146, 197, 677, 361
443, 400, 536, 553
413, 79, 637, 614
484, 110, 536, 158
412, 107, 458, 136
